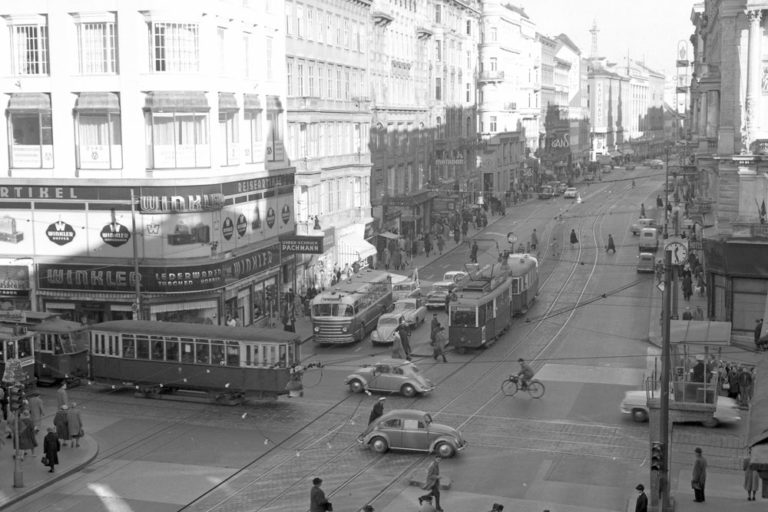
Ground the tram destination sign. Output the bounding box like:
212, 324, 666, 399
280, 235, 324, 254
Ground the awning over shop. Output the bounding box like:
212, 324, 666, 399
669, 320, 732, 345
338, 236, 377, 266
244, 93, 262, 111
218, 92, 239, 112
74, 92, 120, 114
144, 91, 209, 112
7, 92, 51, 113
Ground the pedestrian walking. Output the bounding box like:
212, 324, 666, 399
16, 410, 37, 459
755, 319, 764, 351
42, 426, 60, 473
682, 273, 693, 301
727, 366, 741, 400
57, 382, 69, 408
391, 329, 405, 360
606, 234, 616, 254
640, 203, 646, 218
419, 455, 443, 512
437, 234, 445, 255
470, 241, 478, 263
431, 313, 441, 339
397, 318, 412, 360
530, 229, 538, 251
692, 447, 708, 502
657, 195, 664, 208
744, 449, 760, 501
424, 235, 432, 258
66, 402, 84, 447
569, 229, 579, 248
309, 477, 331, 512
368, 397, 385, 425
418, 496, 437, 512
392, 247, 402, 270
54, 404, 70, 447
0, 386, 6, 421
432, 326, 448, 363
634, 484, 648, 512
383, 247, 391, 270
27, 392, 44, 433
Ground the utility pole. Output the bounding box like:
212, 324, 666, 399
659, 249, 673, 510
130, 189, 142, 320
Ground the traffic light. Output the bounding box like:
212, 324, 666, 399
9, 386, 25, 412
651, 442, 665, 471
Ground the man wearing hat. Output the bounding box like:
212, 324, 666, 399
634, 484, 647, 512
369, 397, 385, 425
691, 354, 706, 383
310, 477, 330, 512
692, 447, 707, 502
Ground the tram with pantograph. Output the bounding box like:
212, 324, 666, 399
311, 269, 393, 344
0, 324, 36, 390
88, 320, 303, 402
448, 264, 513, 353
506, 253, 538, 315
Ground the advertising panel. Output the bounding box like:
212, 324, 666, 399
0, 210, 33, 256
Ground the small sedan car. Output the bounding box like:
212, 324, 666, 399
620, 390, 741, 427
392, 298, 427, 328
346, 359, 435, 397
359, 409, 466, 457
563, 187, 578, 199
630, 218, 657, 236
443, 270, 468, 283
371, 314, 403, 345
426, 281, 456, 309
637, 252, 655, 273
649, 159, 664, 169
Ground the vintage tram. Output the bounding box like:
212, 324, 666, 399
0, 324, 36, 389
310, 269, 393, 344
449, 266, 513, 353
507, 253, 538, 315
33, 317, 89, 386
88, 320, 303, 401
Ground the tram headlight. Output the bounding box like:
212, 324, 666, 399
341, 326, 348, 333
313, 326, 320, 333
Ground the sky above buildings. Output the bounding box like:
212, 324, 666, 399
519, 0, 695, 75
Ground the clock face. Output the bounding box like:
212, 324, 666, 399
667, 242, 688, 264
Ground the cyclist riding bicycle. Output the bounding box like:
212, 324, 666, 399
517, 358, 535, 390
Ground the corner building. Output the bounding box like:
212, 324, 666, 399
285, 0, 375, 290
0, 0, 293, 326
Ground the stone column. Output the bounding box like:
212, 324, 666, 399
698, 93, 708, 136
706, 90, 720, 139
744, 9, 763, 151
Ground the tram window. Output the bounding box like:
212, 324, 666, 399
277, 345, 286, 367
312, 303, 334, 316
6, 340, 15, 359
136, 337, 150, 360
523, 274, 528, 290
477, 305, 487, 325
55, 339, 65, 355
123, 338, 136, 358
484, 302, 494, 320
108, 336, 117, 356
165, 340, 179, 362
226, 344, 239, 366
0, 342, 3, 361
287, 344, 295, 364
451, 308, 476, 327
152, 340, 164, 360
195, 343, 210, 364
211, 342, 225, 365
18, 337, 31, 358
40, 334, 52, 352
61, 334, 76, 353
252, 344, 261, 366
268, 345, 276, 365
181, 342, 194, 363
245, 344, 252, 366
341, 304, 354, 317
511, 279, 520, 294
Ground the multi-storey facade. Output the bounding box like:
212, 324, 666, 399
284, 0, 374, 290
368, 0, 434, 238
689, 0, 768, 336
476, 0, 533, 194
0, 0, 291, 326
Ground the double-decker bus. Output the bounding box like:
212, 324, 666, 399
311, 269, 393, 344
448, 265, 513, 353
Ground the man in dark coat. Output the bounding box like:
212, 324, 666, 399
368, 397, 385, 424
397, 319, 412, 360
43, 426, 60, 473
470, 241, 478, 263
419, 455, 443, 511
570, 229, 579, 248
606, 234, 616, 254
692, 447, 707, 502
310, 477, 330, 512
635, 484, 647, 512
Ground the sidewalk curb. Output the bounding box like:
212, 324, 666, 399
1, 435, 99, 510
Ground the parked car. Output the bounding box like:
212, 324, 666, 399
392, 279, 421, 301
625, 163, 636, 170
557, 183, 568, 195
371, 314, 403, 345
639, 227, 659, 252
630, 218, 657, 236
563, 187, 578, 199
649, 159, 664, 169
538, 185, 555, 199
637, 252, 656, 273
392, 298, 427, 328
443, 271, 468, 283
620, 390, 741, 426
346, 359, 435, 397
583, 174, 595, 182
358, 409, 466, 457
426, 281, 456, 309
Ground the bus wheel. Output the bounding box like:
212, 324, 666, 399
400, 383, 416, 398
348, 379, 365, 394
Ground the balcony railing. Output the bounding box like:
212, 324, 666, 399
478, 70, 505, 82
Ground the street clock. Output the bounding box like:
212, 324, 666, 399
665, 240, 688, 265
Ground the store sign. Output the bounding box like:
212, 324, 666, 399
280, 236, 324, 254
0, 266, 29, 291
222, 217, 234, 240
100, 221, 131, 247
281, 204, 291, 224
46, 220, 76, 246
236, 214, 248, 237
224, 174, 295, 195
138, 193, 224, 214
266, 207, 276, 228
228, 244, 280, 280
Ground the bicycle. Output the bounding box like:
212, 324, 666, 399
500, 375, 545, 399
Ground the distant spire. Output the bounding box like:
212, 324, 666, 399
589, 19, 599, 58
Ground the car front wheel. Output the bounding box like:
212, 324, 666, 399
435, 442, 455, 458
370, 437, 389, 453
348, 379, 365, 394
632, 408, 649, 423
401, 383, 417, 398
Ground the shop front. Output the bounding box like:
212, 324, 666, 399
0, 264, 32, 312
383, 190, 435, 239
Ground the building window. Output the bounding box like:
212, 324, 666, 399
296, 5, 304, 39
297, 62, 304, 96
466, 116, 471, 137
7, 93, 53, 168
327, 67, 333, 98
243, 33, 252, 78
7, 17, 49, 76
218, 94, 239, 166
244, 95, 262, 164
336, 68, 342, 99
309, 64, 315, 97
490, 58, 497, 72
490, 27, 497, 42
144, 92, 210, 169
435, 4, 442, 23
266, 36, 273, 81
466, 83, 471, 102
286, 59, 293, 96
466, 20, 471, 35
75, 16, 117, 74
436, 78, 442, 101
217, 27, 227, 75
436, 40, 442, 61
345, 70, 350, 100
74, 92, 122, 170
266, 96, 284, 162
319, 64, 325, 99
148, 22, 199, 72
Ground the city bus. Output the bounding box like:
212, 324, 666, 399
311, 269, 393, 344
448, 265, 513, 353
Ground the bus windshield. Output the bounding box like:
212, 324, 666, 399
451, 307, 476, 327
312, 303, 354, 317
